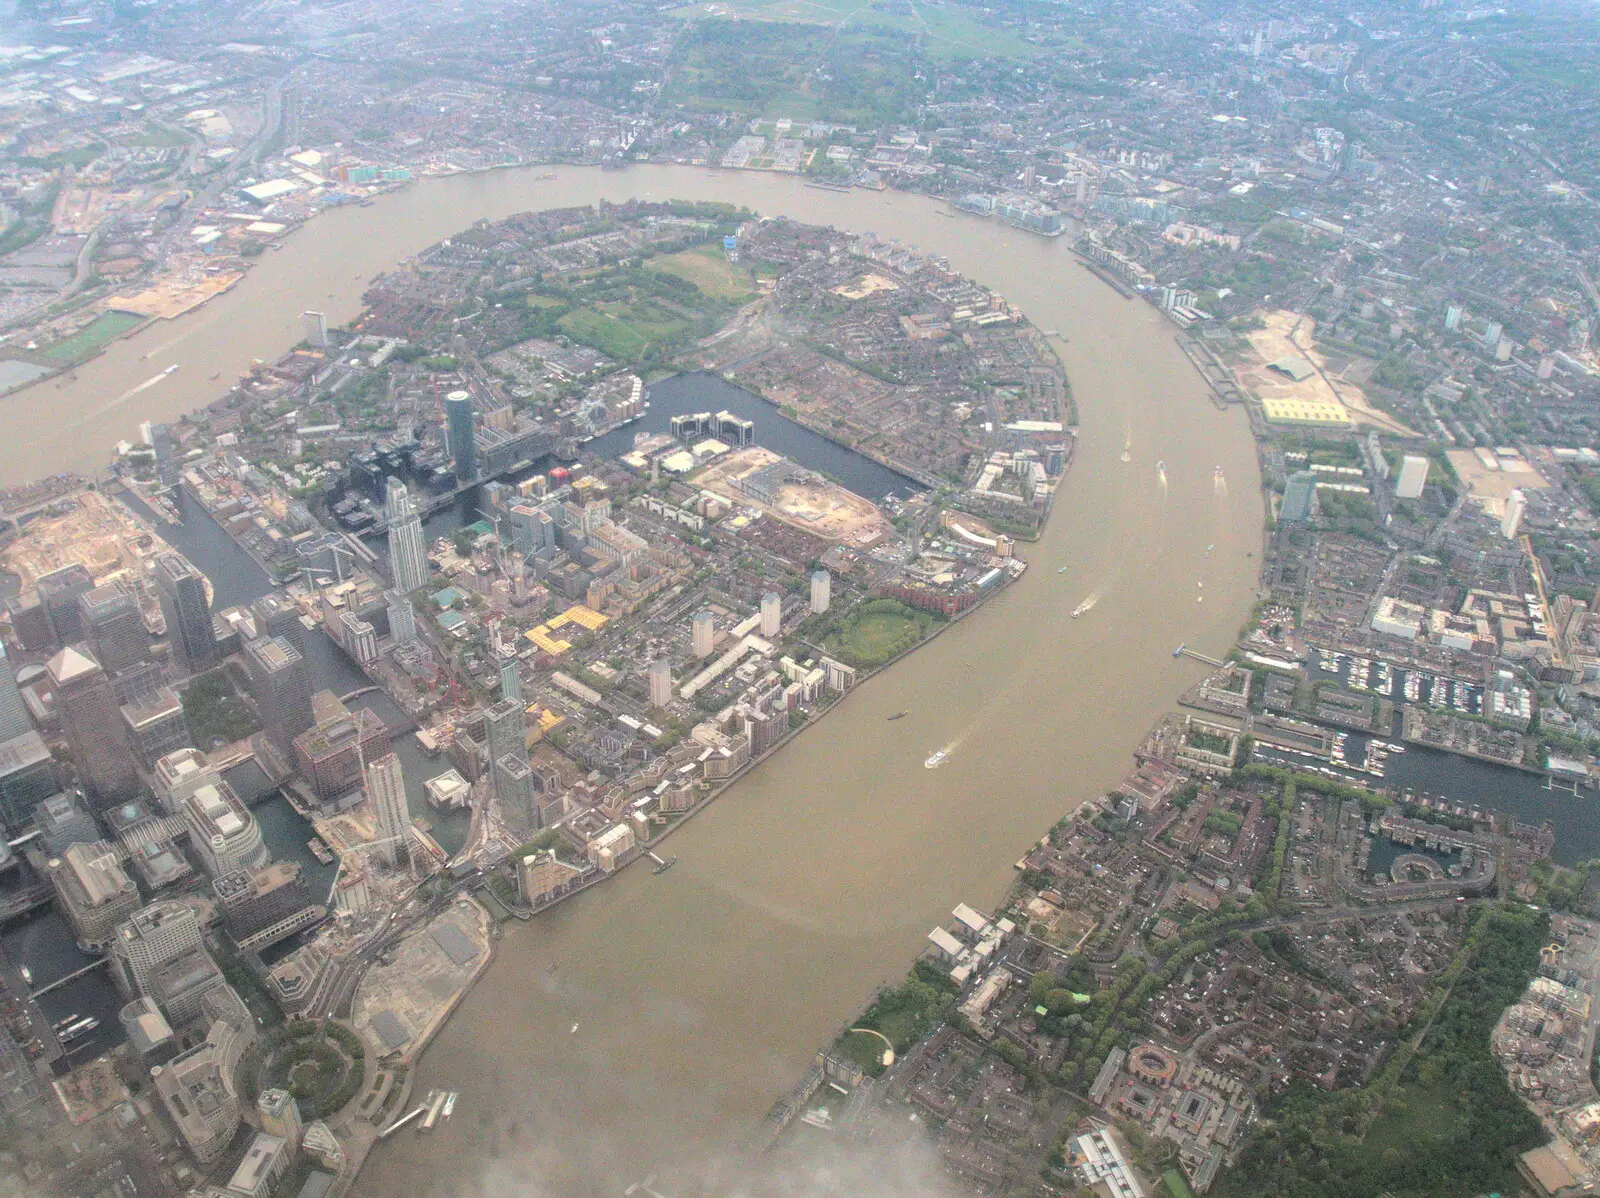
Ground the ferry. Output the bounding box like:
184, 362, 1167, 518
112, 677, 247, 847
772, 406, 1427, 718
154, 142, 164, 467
887, 711, 908, 721
163, 364, 179, 375
1072, 599, 1092, 619
18, 966, 30, 986
1058, 566, 1068, 574
924, 749, 948, 769
570, 1022, 580, 1034
307, 838, 335, 865
651, 856, 677, 875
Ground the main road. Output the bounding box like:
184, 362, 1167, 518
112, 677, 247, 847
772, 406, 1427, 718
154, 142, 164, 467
1, 165, 1263, 1195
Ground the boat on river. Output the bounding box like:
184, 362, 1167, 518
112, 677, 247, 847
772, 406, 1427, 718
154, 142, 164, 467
924, 749, 948, 769
887, 711, 907, 721
1072, 599, 1092, 619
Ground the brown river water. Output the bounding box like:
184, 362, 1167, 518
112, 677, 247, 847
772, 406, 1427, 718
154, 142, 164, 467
2, 167, 1262, 1196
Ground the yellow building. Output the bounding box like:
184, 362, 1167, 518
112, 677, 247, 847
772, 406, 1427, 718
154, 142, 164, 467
523, 604, 610, 655
1261, 397, 1350, 426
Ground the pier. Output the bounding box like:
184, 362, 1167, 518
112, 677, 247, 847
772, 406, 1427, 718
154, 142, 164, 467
1178, 645, 1226, 668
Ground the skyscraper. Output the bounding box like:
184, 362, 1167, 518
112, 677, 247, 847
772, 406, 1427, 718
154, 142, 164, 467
302, 310, 329, 348
493, 753, 541, 829
152, 1032, 241, 1164
150, 422, 182, 488
250, 593, 303, 653
484, 698, 524, 772
243, 636, 313, 748
113, 899, 203, 998
47, 644, 138, 805
692, 610, 715, 658
0, 640, 33, 742
385, 478, 429, 594
648, 659, 672, 708
445, 390, 478, 484
49, 841, 141, 948
1395, 455, 1429, 500
363, 753, 410, 868
153, 553, 215, 676
760, 591, 782, 638
36, 563, 94, 647
499, 649, 522, 705
181, 775, 270, 879
1502, 489, 1527, 540
257, 1089, 303, 1150
387, 590, 417, 647
0, 731, 57, 834
79, 583, 149, 673
810, 569, 832, 614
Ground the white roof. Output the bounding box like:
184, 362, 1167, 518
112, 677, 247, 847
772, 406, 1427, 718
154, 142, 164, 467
928, 927, 965, 957
952, 903, 989, 935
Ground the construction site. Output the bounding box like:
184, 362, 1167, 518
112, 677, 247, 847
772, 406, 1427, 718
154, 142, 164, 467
693, 446, 895, 548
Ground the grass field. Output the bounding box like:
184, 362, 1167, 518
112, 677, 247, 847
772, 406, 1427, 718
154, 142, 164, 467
37, 311, 145, 363
666, 20, 924, 123
1162, 1169, 1196, 1198
647, 246, 756, 301
672, 0, 1041, 60
558, 301, 691, 361
827, 607, 926, 666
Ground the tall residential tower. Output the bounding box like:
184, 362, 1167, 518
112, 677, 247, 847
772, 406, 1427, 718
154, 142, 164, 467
385, 478, 429, 595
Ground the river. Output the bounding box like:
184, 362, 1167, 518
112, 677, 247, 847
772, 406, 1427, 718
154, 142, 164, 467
9, 167, 1264, 1193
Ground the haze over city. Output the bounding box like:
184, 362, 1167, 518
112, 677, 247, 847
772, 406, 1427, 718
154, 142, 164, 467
0, 1, 1597, 1197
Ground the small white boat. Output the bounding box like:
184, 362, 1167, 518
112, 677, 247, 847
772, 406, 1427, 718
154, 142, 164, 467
1072, 599, 1092, 619
924, 749, 948, 769
19, 966, 30, 986
1057, 566, 1068, 574
570, 1022, 580, 1034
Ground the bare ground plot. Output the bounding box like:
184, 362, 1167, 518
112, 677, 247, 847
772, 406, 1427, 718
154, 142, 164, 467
694, 445, 894, 546
1447, 448, 1550, 503
1243, 309, 1417, 435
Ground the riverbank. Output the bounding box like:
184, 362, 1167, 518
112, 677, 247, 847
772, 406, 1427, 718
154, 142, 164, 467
484, 561, 1029, 933
0, 164, 1261, 1197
